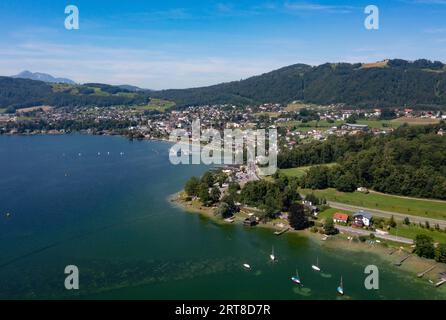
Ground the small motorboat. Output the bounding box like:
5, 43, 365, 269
243, 264, 251, 270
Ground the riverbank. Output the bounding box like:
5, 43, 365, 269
171, 191, 446, 289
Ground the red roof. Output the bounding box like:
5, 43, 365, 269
333, 213, 349, 221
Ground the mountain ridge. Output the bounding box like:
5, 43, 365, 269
12, 70, 76, 85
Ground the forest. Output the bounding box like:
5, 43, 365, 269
151, 59, 446, 109
278, 123, 446, 199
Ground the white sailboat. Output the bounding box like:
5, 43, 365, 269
243, 263, 251, 270
270, 246, 276, 262
291, 269, 302, 285
312, 257, 321, 272
337, 276, 344, 295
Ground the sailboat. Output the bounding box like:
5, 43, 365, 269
312, 257, 321, 272
291, 269, 302, 285
337, 276, 344, 295
243, 263, 251, 270
270, 246, 276, 262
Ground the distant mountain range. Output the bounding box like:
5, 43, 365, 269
2, 59, 446, 111
12, 71, 76, 85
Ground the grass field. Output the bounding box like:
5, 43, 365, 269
391, 117, 441, 125
300, 188, 446, 220
388, 224, 446, 243
280, 163, 337, 178
135, 98, 175, 112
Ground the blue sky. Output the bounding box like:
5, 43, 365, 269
0, 0, 446, 89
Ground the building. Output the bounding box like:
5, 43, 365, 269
333, 213, 349, 224
341, 123, 369, 132
352, 211, 373, 227
243, 214, 257, 227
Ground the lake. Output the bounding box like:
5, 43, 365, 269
0, 135, 444, 299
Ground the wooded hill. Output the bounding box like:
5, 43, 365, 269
151, 59, 446, 109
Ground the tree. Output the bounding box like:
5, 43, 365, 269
425, 221, 431, 230
435, 244, 446, 263
198, 184, 211, 205
323, 218, 338, 235
403, 217, 410, 225
288, 203, 308, 230
201, 171, 215, 187
414, 234, 435, 259
185, 176, 200, 196
215, 202, 234, 219
210, 186, 221, 204
388, 215, 397, 228
335, 173, 357, 192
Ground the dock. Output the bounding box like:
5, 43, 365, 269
435, 279, 446, 287
274, 228, 290, 236
417, 264, 437, 278
394, 254, 411, 266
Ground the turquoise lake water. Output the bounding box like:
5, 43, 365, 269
0, 135, 444, 300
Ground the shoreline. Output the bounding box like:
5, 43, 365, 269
170, 191, 446, 289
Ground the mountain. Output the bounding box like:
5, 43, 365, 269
12, 71, 76, 84
151, 59, 446, 109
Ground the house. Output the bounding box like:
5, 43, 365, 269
333, 213, 349, 224
357, 187, 369, 193
352, 211, 373, 227
243, 214, 257, 227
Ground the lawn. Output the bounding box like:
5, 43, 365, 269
299, 188, 446, 220
280, 163, 337, 178
388, 224, 446, 243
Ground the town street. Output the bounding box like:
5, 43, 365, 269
336, 225, 414, 244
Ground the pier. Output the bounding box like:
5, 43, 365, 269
394, 254, 411, 266
274, 228, 290, 236
435, 279, 446, 287
417, 264, 437, 278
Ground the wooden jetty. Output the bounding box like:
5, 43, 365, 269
417, 264, 437, 278
435, 279, 446, 287
274, 227, 290, 236
394, 254, 411, 266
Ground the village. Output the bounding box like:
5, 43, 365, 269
1, 102, 445, 148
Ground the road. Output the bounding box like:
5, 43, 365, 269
328, 201, 446, 228
336, 225, 414, 245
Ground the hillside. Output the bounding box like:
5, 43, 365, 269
0, 77, 151, 111
151, 59, 446, 109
